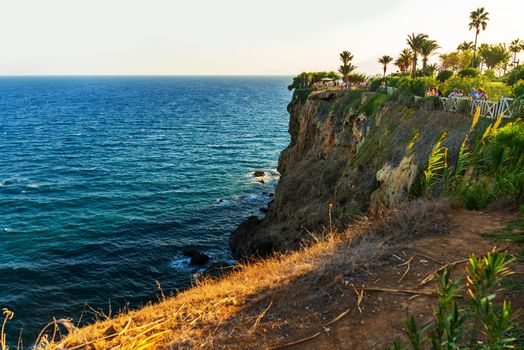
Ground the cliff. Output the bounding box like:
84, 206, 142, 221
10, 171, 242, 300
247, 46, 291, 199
230, 90, 475, 258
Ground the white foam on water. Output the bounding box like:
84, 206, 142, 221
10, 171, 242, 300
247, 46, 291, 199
26, 183, 40, 189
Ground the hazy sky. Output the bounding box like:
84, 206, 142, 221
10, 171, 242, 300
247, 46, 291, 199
1, 0, 522, 75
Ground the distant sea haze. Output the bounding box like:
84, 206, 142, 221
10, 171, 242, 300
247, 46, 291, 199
0, 76, 291, 344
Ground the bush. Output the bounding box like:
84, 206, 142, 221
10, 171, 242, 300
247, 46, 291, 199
483, 69, 497, 81
347, 73, 367, 83
397, 76, 439, 97
388, 250, 517, 350
360, 92, 390, 117
387, 76, 402, 88
436, 70, 453, 83
487, 120, 524, 203
440, 76, 511, 100
458, 67, 479, 78
512, 80, 524, 98
368, 78, 382, 92
456, 179, 495, 210
506, 64, 524, 85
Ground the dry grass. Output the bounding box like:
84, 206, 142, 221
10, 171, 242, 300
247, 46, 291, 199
36, 200, 451, 350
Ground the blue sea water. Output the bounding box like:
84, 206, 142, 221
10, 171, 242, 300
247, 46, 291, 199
0, 76, 291, 344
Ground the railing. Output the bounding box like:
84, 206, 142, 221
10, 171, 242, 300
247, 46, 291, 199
415, 96, 521, 119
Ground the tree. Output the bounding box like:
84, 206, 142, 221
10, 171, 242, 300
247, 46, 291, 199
469, 7, 489, 67
509, 39, 524, 66
378, 55, 393, 78
395, 48, 412, 74
425, 63, 439, 77
339, 51, 356, 83
406, 33, 428, 78
439, 52, 461, 72
457, 41, 474, 52
478, 43, 511, 75
419, 39, 440, 74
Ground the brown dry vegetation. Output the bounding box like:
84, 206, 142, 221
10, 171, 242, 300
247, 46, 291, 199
38, 201, 523, 350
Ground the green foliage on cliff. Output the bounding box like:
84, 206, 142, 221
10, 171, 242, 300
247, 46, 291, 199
291, 89, 313, 104
411, 113, 524, 209
359, 92, 390, 117
288, 71, 340, 90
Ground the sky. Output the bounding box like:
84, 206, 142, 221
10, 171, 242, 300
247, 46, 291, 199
0, 0, 523, 76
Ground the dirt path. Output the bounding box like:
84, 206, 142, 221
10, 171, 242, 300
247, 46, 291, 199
217, 210, 523, 350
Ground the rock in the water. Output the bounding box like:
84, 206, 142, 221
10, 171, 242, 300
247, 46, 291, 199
258, 179, 265, 184
182, 249, 210, 265
259, 207, 268, 213
253, 171, 266, 177
230, 216, 273, 258
203, 261, 234, 279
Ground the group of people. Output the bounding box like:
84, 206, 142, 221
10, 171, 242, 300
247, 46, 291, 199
425, 87, 443, 97
426, 87, 489, 100
311, 80, 369, 90
468, 87, 489, 100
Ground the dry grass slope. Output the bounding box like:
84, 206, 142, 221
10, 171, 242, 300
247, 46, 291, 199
37, 200, 453, 350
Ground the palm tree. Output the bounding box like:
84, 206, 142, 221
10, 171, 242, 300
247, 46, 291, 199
338, 63, 356, 83
509, 39, 524, 66
469, 7, 489, 67
378, 55, 393, 78
406, 33, 428, 78
395, 49, 412, 74
419, 39, 440, 74
339, 51, 355, 83
457, 41, 474, 52
339, 51, 354, 65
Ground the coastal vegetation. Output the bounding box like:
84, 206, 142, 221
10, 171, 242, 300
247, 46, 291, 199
289, 6, 524, 104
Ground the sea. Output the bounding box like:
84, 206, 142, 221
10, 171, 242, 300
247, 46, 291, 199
0, 76, 291, 345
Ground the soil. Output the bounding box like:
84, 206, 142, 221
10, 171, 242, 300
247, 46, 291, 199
214, 209, 523, 349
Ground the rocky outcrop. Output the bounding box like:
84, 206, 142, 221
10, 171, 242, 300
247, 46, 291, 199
230, 90, 471, 258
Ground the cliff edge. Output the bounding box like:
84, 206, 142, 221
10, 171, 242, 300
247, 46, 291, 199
230, 90, 475, 258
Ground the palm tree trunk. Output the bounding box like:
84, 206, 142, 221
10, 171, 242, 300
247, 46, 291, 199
383, 66, 386, 78
422, 58, 427, 75
411, 55, 417, 78
472, 30, 479, 67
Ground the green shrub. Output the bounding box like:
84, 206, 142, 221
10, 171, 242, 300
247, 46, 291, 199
388, 250, 517, 350
436, 70, 453, 83
291, 89, 313, 104
387, 76, 402, 88
512, 80, 524, 98
368, 78, 382, 92
458, 67, 479, 78
360, 92, 390, 117
347, 73, 367, 83
398, 76, 439, 97
506, 64, 524, 85
487, 119, 524, 203
440, 76, 511, 100
456, 178, 495, 210
483, 69, 497, 81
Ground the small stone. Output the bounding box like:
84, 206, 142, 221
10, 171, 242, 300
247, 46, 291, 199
253, 171, 266, 177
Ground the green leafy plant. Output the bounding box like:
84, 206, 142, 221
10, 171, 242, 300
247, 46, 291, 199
459, 67, 480, 78
421, 133, 449, 198
388, 250, 518, 350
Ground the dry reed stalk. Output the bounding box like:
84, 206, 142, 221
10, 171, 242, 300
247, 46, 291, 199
398, 257, 415, 283
249, 301, 273, 333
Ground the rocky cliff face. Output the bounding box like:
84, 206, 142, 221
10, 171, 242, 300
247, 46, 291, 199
230, 90, 472, 258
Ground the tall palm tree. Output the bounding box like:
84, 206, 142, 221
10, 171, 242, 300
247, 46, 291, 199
378, 55, 393, 78
457, 41, 474, 52
338, 51, 355, 83
469, 7, 489, 67
406, 33, 428, 78
509, 39, 524, 66
339, 51, 354, 65
395, 49, 412, 74
419, 39, 440, 74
